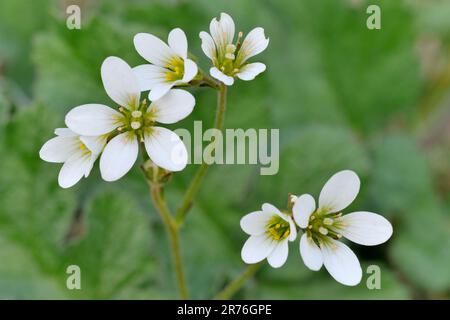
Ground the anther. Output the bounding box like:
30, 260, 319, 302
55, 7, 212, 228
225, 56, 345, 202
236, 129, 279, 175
131, 110, 142, 118
131, 121, 141, 130
323, 218, 333, 226
319, 227, 328, 235
119, 107, 125, 112
308, 225, 313, 229
117, 127, 123, 132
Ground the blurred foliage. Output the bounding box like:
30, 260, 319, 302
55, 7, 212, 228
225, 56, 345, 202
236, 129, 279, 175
0, 0, 449, 299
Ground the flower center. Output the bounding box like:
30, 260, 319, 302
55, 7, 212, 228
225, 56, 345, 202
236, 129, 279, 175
218, 31, 244, 76
115, 100, 155, 142
306, 209, 344, 246
165, 57, 184, 82
266, 215, 290, 241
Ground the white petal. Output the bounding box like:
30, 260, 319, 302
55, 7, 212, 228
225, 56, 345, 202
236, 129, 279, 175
99, 132, 138, 182
236, 27, 269, 64
209, 12, 235, 50
79, 135, 106, 155
236, 62, 266, 81
168, 28, 188, 59
149, 89, 195, 124
287, 217, 297, 242
293, 194, 316, 228
181, 58, 198, 83
261, 203, 282, 216
319, 170, 360, 213
321, 239, 362, 286
241, 234, 276, 264
144, 127, 187, 172
58, 152, 95, 188
149, 83, 174, 101
101, 57, 140, 109
39, 136, 78, 163
267, 240, 289, 268
54, 128, 77, 137
132, 64, 167, 92
199, 31, 216, 61
65, 104, 122, 136
134, 32, 176, 67
299, 234, 323, 271
210, 67, 234, 86
339, 211, 393, 246
240, 211, 272, 236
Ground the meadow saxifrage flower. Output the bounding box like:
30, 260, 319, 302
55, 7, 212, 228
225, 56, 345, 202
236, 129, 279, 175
293, 170, 393, 286
240, 203, 297, 268
200, 12, 269, 86
39, 128, 105, 188
65, 56, 195, 182
133, 28, 198, 101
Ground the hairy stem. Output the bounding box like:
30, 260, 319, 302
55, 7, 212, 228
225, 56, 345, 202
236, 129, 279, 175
175, 84, 228, 225
214, 263, 262, 300
147, 176, 189, 299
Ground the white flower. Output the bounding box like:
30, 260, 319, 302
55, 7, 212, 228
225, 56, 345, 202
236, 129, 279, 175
39, 128, 105, 188
293, 170, 393, 286
200, 12, 269, 86
133, 28, 198, 101
240, 203, 297, 268
65, 56, 195, 182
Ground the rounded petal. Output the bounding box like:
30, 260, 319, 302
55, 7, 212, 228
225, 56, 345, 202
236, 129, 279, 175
65, 104, 122, 136
199, 31, 216, 61
148, 83, 174, 101
267, 240, 289, 268
240, 210, 273, 235
261, 203, 282, 216
134, 32, 176, 67
319, 170, 360, 213
40, 136, 78, 163
299, 234, 323, 271
168, 28, 188, 59
241, 235, 276, 264
236, 62, 266, 81
209, 12, 235, 49
58, 152, 95, 188
99, 132, 138, 182
321, 239, 362, 286
339, 211, 393, 246
144, 127, 188, 172
236, 27, 269, 64
101, 57, 140, 109
132, 64, 167, 92
292, 194, 316, 228
181, 58, 198, 83
209, 67, 234, 86
150, 89, 195, 124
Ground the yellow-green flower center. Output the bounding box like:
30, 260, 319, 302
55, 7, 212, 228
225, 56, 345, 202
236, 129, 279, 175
165, 57, 184, 82
306, 209, 344, 246
266, 215, 290, 241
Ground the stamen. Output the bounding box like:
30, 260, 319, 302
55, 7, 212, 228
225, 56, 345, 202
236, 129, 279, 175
319, 227, 328, 235
131, 121, 141, 130
131, 110, 142, 118
323, 218, 333, 226
119, 107, 125, 113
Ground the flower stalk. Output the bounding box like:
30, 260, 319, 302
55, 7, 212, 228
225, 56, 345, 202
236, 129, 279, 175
145, 165, 189, 299
214, 262, 262, 300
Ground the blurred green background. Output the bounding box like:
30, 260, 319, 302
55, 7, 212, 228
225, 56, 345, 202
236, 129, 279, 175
0, 0, 449, 299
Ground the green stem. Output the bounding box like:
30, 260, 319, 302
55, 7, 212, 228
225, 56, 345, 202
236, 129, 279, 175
148, 178, 189, 299
175, 84, 228, 225
214, 263, 262, 300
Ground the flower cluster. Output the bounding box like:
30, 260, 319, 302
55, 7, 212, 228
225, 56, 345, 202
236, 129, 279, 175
240, 170, 393, 286
40, 13, 268, 188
